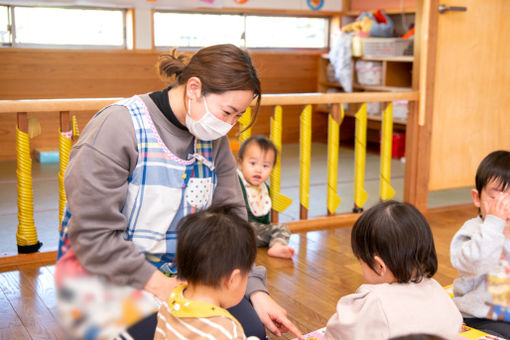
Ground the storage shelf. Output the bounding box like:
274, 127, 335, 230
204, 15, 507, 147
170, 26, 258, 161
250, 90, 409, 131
355, 56, 414, 62
342, 8, 416, 16
319, 81, 343, 88
323, 55, 414, 62
353, 84, 413, 92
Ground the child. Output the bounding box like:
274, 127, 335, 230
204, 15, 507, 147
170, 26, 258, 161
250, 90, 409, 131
237, 136, 295, 259
154, 204, 259, 340
450, 150, 510, 337
324, 200, 462, 340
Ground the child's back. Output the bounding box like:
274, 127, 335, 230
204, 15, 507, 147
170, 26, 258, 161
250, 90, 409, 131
324, 200, 462, 340
154, 204, 258, 340
326, 278, 460, 339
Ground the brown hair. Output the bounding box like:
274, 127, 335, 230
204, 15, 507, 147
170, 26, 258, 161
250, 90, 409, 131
157, 44, 261, 130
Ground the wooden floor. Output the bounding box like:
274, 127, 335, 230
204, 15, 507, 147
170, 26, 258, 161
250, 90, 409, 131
0, 204, 476, 340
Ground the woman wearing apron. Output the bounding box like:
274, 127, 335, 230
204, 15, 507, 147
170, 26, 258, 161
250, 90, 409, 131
55, 44, 302, 340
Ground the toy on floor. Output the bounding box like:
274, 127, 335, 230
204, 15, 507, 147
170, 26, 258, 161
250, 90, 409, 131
293, 326, 507, 340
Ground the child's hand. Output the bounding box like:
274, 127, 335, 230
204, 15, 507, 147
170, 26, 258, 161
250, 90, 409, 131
484, 192, 510, 222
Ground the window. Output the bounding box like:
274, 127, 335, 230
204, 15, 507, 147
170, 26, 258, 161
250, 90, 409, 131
0, 5, 10, 45
245, 16, 328, 49
154, 12, 244, 48
1, 5, 126, 48
154, 11, 329, 49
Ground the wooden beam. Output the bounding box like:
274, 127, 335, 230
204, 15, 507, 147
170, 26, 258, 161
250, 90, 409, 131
59, 111, 71, 132
0, 251, 57, 273
287, 213, 360, 232
0, 92, 419, 114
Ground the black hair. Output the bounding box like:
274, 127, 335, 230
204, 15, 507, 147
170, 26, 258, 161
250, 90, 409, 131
475, 150, 510, 195
351, 200, 438, 283
175, 203, 256, 287
238, 135, 278, 165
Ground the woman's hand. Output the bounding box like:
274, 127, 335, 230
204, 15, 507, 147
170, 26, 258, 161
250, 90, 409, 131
250, 291, 303, 339
144, 270, 185, 302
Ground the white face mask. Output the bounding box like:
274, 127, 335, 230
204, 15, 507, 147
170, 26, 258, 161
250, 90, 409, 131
185, 96, 233, 141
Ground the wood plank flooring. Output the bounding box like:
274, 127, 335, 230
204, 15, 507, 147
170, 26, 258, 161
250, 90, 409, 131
0, 204, 477, 340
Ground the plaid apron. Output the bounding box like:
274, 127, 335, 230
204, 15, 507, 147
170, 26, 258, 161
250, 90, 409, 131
55, 95, 216, 339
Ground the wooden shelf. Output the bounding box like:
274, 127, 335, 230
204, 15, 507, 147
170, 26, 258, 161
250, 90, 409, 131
342, 8, 416, 16
319, 81, 343, 88
324, 55, 414, 63
320, 82, 413, 92
356, 56, 414, 62
353, 84, 413, 92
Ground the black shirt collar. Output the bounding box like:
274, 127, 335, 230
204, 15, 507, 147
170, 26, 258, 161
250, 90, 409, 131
149, 87, 188, 131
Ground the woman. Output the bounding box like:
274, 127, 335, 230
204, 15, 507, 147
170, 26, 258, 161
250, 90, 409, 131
55, 44, 302, 340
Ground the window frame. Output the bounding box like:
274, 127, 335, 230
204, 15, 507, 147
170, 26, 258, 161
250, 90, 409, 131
0, 5, 12, 46
3, 5, 128, 49
153, 10, 331, 51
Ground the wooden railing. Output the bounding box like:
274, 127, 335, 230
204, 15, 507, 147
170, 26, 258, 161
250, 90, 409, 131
0, 91, 418, 259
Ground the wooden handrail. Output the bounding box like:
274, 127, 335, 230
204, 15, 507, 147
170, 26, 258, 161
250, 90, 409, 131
0, 91, 418, 113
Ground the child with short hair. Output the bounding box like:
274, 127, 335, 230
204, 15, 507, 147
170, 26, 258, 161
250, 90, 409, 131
324, 200, 462, 340
237, 136, 295, 259
154, 204, 259, 340
450, 150, 510, 337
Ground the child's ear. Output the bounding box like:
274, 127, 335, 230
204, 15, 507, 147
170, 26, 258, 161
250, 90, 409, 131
373, 256, 388, 276
471, 189, 481, 208
224, 269, 242, 290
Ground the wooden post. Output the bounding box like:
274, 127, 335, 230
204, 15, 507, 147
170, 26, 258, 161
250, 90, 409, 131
59, 110, 71, 132
16, 112, 42, 253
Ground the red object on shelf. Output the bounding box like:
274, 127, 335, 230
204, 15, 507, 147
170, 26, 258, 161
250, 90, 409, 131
379, 132, 406, 159
391, 132, 405, 158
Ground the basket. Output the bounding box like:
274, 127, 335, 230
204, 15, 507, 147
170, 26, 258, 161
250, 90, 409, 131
361, 38, 413, 57
355, 60, 382, 85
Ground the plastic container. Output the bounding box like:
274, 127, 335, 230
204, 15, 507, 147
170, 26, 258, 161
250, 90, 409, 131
361, 38, 412, 57
367, 102, 381, 115
393, 100, 409, 121
34, 148, 59, 163
379, 132, 406, 159
392, 132, 406, 159
355, 60, 382, 85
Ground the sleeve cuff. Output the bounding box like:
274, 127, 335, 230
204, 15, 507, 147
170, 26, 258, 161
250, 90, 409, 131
245, 265, 269, 297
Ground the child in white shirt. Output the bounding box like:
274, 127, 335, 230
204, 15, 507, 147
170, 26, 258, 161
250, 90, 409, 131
324, 200, 462, 340
450, 150, 510, 337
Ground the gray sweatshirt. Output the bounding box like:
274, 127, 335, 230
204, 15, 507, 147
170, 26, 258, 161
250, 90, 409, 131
64, 93, 268, 295
450, 214, 509, 318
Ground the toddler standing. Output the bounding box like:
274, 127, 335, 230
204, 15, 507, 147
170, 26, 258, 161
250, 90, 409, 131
324, 200, 462, 340
237, 136, 295, 259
